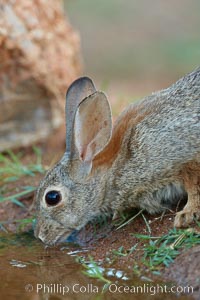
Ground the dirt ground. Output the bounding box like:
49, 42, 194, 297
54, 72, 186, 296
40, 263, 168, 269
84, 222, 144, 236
1, 125, 200, 300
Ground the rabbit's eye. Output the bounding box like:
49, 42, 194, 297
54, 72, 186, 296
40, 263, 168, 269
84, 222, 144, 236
45, 190, 62, 206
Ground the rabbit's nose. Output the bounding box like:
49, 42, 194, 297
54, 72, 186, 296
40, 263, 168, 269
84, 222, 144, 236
33, 222, 45, 243
37, 232, 45, 243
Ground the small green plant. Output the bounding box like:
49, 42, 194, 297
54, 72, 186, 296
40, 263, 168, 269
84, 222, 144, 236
112, 246, 128, 257
16, 217, 35, 232
0, 186, 36, 205
0, 147, 45, 208
0, 217, 35, 233
133, 228, 200, 272
111, 245, 137, 257
79, 256, 111, 291
114, 209, 144, 230
0, 147, 44, 183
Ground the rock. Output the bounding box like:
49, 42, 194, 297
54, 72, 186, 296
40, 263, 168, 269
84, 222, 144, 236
0, 0, 82, 151
164, 246, 200, 300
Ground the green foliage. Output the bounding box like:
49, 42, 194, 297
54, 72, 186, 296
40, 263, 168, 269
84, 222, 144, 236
0, 217, 35, 233
114, 209, 144, 230
0, 147, 44, 183
79, 256, 111, 291
75, 227, 200, 285
0, 147, 45, 208
133, 228, 200, 272
111, 245, 137, 257
0, 186, 36, 204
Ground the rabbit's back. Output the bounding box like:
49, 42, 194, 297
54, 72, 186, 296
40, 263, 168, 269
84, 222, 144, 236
94, 68, 200, 174
131, 67, 200, 170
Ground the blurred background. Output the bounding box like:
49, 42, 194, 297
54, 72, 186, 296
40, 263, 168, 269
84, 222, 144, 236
65, 0, 200, 104
1, 0, 200, 151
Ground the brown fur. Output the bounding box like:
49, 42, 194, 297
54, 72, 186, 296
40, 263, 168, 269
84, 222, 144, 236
175, 162, 200, 226
93, 101, 150, 168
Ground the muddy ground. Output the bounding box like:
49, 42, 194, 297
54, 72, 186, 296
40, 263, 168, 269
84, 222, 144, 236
1, 125, 200, 300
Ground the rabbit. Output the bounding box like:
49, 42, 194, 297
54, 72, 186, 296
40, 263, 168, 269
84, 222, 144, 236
34, 67, 200, 246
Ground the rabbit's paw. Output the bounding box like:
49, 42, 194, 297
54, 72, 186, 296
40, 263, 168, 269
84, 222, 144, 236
174, 206, 200, 228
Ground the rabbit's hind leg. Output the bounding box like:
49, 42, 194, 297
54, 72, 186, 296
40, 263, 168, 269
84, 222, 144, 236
174, 164, 200, 228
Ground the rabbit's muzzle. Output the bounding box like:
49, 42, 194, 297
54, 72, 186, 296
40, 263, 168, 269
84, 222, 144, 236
34, 217, 75, 246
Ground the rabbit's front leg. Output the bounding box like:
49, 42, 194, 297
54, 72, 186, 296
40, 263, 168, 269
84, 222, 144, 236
174, 174, 200, 227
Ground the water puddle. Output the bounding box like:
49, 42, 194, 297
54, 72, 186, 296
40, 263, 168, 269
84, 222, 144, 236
0, 231, 193, 300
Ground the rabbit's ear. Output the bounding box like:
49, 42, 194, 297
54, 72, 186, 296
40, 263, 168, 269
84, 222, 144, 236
74, 91, 112, 165
65, 77, 96, 157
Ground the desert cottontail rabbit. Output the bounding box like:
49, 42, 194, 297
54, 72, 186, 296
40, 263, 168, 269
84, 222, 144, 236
34, 67, 200, 245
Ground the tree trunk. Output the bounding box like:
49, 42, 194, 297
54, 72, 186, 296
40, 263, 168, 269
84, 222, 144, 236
0, 0, 82, 151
